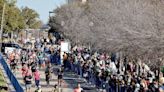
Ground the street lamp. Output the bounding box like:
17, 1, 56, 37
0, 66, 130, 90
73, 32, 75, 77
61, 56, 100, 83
0, 3, 5, 52
48, 11, 55, 44
88, 21, 94, 50
49, 11, 55, 22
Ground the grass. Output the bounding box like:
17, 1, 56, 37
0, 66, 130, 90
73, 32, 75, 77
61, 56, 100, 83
0, 70, 8, 91
0, 90, 7, 92
0, 72, 6, 87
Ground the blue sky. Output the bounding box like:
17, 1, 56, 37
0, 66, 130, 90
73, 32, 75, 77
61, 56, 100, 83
16, 0, 66, 24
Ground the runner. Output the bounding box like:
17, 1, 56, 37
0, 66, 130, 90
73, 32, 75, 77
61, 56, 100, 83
35, 86, 42, 92
57, 67, 63, 87
24, 70, 32, 92
74, 84, 83, 92
53, 84, 59, 92
45, 64, 52, 86
34, 69, 40, 88
21, 51, 28, 66
30, 59, 37, 75
22, 64, 28, 77
9, 50, 16, 73
37, 50, 44, 69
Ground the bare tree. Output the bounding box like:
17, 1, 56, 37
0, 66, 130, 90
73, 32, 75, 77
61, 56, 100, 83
49, 0, 164, 67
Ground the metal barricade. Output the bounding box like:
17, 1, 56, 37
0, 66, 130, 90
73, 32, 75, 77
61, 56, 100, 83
0, 54, 24, 92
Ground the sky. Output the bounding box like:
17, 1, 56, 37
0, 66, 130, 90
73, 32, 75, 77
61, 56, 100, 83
16, 0, 66, 24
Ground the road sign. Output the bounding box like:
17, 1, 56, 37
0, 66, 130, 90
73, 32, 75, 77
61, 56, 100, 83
60, 41, 71, 64
61, 42, 70, 52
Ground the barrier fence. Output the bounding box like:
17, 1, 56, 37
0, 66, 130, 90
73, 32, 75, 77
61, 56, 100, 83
0, 54, 24, 92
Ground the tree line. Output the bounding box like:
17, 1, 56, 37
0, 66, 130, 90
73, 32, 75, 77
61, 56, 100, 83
0, 0, 42, 35
49, 0, 164, 68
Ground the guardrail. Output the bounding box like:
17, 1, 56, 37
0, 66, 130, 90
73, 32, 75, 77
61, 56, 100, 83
0, 54, 24, 92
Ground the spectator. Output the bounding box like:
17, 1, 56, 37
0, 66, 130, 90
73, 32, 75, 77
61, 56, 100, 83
140, 78, 148, 91
63, 52, 68, 69
148, 79, 158, 92
159, 77, 164, 92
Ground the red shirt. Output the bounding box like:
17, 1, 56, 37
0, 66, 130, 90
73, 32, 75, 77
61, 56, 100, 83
22, 67, 28, 77
74, 88, 82, 92
34, 70, 40, 80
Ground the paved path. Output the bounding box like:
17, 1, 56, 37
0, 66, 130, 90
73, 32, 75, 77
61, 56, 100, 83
2, 55, 98, 92
14, 65, 73, 92
3, 56, 73, 92
53, 67, 98, 92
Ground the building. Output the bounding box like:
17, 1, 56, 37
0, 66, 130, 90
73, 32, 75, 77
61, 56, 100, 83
67, 0, 87, 3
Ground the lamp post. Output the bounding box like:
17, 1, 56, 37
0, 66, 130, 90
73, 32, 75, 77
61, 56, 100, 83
49, 11, 55, 22
49, 11, 53, 43
89, 21, 94, 51
0, 3, 5, 52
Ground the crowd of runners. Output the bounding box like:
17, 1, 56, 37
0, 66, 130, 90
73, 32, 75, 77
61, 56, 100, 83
5, 40, 57, 92
3, 38, 164, 92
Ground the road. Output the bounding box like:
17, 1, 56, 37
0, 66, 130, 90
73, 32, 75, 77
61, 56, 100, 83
2, 55, 98, 92
3, 56, 73, 92
14, 64, 73, 92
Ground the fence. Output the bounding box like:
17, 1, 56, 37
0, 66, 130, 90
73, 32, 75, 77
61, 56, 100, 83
0, 54, 24, 92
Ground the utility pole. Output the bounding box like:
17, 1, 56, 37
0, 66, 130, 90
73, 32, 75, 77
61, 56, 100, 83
0, 3, 5, 52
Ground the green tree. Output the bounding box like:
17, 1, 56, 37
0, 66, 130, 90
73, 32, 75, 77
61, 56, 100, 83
0, 0, 25, 33
21, 7, 42, 29
0, 0, 42, 35
4, 5, 25, 32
